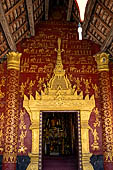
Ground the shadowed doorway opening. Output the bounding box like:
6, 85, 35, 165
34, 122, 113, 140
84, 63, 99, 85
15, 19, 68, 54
42, 111, 80, 170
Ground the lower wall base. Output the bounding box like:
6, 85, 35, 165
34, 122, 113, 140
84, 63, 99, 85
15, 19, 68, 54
0, 155, 30, 170
0, 156, 2, 170
16, 156, 30, 170
90, 155, 104, 170
0, 154, 104, 170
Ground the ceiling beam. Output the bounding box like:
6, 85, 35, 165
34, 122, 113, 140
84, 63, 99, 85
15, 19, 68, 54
101, 24, 113, 52
90, 23, 106, 40
87, 30, 102, 46
82, 0, 96, 37
45, 0, 49, 20
67, 0, 73, 21
94, 13, 110, 31
0, 1, 16, 51
97, 0, 113, 18
26, 0, 35, 36
107, 49, 113, 58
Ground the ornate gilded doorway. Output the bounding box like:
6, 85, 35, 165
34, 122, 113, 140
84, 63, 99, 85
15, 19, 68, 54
42, 111, 79, 170
23, 38, 95, 170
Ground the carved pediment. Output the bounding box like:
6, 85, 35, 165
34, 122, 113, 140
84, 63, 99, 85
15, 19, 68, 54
24, 38, 95, 111
23, 38, 95, 170
35, 38, 81, 99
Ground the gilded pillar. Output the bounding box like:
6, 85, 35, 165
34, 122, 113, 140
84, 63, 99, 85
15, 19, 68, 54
95, 52, 113, 170
26, 109, 40, 170
2, 51, 21, 170
80, 110, 93, 170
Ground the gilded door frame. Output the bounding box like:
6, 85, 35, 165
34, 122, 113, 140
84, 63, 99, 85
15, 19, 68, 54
23, 38, 94, 170
23, 94, 95, 170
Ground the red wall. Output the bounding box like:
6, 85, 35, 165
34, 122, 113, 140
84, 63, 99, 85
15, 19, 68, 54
0, 18, 105, 156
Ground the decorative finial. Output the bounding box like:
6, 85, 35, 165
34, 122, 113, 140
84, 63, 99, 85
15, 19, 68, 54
58, 37, 61, 51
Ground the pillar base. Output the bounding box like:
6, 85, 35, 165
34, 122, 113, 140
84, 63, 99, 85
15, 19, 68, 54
26, 153, 39, 170
82, 153, 94, 170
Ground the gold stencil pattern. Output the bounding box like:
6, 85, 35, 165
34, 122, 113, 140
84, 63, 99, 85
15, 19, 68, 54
0, 76, 5, 99
0, 112, 4, 152
92, 83, 99, 98
99, 71, 113, 162
28, 79, 36, 95
18, 109, 27, 153
3, 69, 19, 163
89, 108, 101, 150
20, 82, 27, 97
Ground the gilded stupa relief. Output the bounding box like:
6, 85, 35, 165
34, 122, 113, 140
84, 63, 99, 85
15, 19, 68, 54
23, 38, 95, 170
24, 38, 95, 109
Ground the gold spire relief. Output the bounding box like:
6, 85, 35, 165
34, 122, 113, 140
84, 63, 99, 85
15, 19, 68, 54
23, 38, 95, 170
48, 38, 72, 90
54, 38, 65, 76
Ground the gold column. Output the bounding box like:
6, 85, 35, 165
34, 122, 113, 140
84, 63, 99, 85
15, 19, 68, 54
26, 109, 40, 170
80, 110, 93, 170
95, 52, 113, 170
2, 52, 21, 170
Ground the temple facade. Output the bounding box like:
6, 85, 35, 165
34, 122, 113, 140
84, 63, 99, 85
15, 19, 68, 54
0, 1, 113, 170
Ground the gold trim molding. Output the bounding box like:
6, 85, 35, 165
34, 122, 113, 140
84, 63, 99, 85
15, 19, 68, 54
3, 152, 17, 163
7, 51, 21, 70
23, 38, 94, 170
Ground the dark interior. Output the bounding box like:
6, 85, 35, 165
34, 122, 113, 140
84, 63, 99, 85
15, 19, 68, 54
42, 112, 79, 170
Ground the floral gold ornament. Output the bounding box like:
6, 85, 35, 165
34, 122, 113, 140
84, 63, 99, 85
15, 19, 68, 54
99, 72, 113, 162
3, 153, 17, 163
28, 80, 36, 95
89, 108, 101, 150
0, 112, 4, 152
37, 77, 45, 91
20, 78, 29, 97
3, 70, 20, 163
110, 77, 113, 86
95, 52, 113, 164
68, 73, 73, 82
18, 110, 27, 153
0, 76, 5, 99
20, 82, 26, 97
24, 38, 94, 170
83, 78, 91, 94
92, 83, 99, 98
3, 51, 21, 169
75, 77, 82, 91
